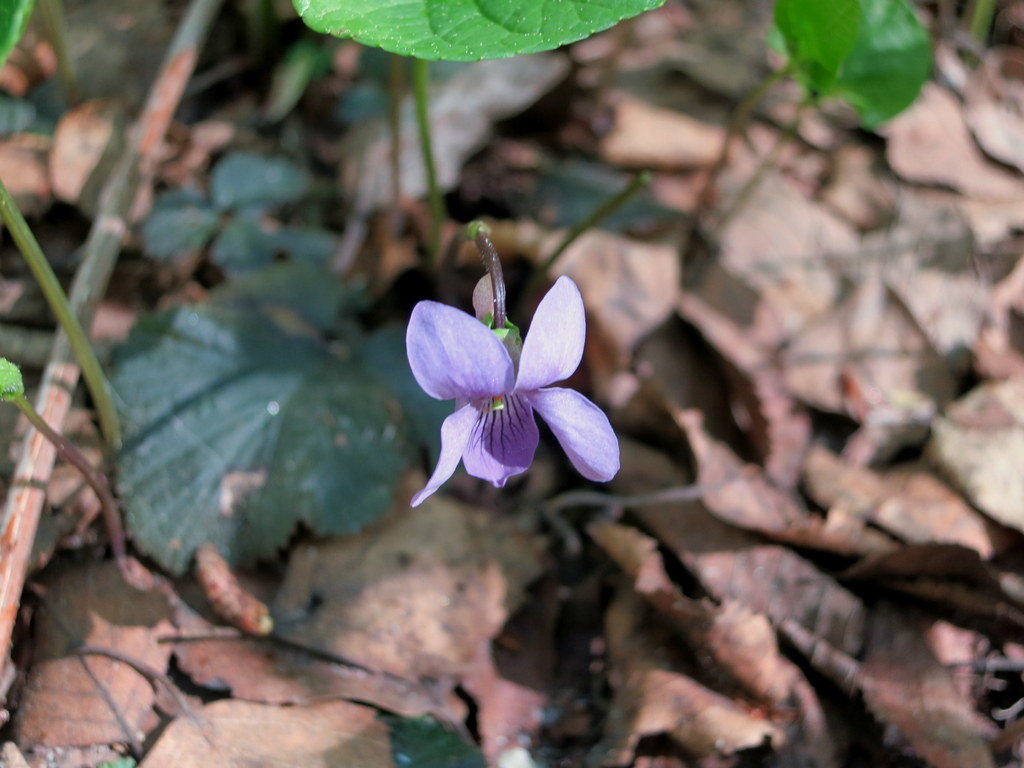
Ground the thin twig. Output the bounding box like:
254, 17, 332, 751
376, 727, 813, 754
0, 0, 226, 678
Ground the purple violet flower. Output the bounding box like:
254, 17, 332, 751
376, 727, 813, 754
406, 275, 619, 507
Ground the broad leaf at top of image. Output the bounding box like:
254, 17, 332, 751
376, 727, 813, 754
0, 0, 34, 70
832, 0, 932, 127
292, 0, 666, 61
774, 0, 861, 92
110, 264, 435, 575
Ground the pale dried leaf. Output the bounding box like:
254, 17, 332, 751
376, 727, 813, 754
964, 48, 1024, 174
928, 379, 1024, 533
139, 700, 392, 768
860, 603, 995, 768
50, 100, 124, 212
599, 95, 724, 170
273, 498, 544, 680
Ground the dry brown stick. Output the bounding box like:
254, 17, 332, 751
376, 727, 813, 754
0, 0, 226, 678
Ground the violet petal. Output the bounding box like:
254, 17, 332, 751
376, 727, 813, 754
462, 394, 539, 487
407, 301, 514, 401
411, 403, 479, 507
529, 387, 619, 481
516, 276, 586, 392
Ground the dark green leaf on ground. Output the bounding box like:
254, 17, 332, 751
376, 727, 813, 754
210, 151, 311, 211
141, 189, 219, 261
292, 0, 667, 61
387, 716, 486, 768
112, 266, 415, 574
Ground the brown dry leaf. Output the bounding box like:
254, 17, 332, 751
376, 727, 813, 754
859, 603, 995, 768
928, 378, 1024, 534
885, 83, 1024, 201
0, 135, 51, 215
172, 604, 464, 722
976, 255, 1024, 380
50, 100, 125, 215
675, 409, 895, 556
804, 446, 1005, 559
345, 54, 569, 208
599, 95, 724, 170
595, 589, 782, 765
820, 145, 896, 230
702, 168, 860, 344
273, 497, 544, 681
0, 742, 30, 768
590, 519, 797, 705
964, 48, 1024, 174
139, 700, 392, 768
462, 643, 545, 764
784, 275, 956, 461
15, 562, 174, 750
612, 439, 867, 657
548, 229, 680, 363
677, 291, 811, 487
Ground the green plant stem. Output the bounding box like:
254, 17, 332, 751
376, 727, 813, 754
0, 178, 120, 447
964, 0, 997, 44
539, 170, 652, 276
411, 57, 443, 264
36, 0, 79, 104
388, 53, 406, 217
711, 101, 808, 237
245, 0, 277, 63
9, 393, 126, 564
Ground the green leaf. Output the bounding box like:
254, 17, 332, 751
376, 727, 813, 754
774, 0, 861, 92
210, 151, 310, 211
0, 0, 34, 71
387, 716, 486, 768
0, 357, 24, 401
112, 270, 411, 575
292, 0, 667, 61
0, 95, 36, 136
142, 189, 220, 261
268, 226, 338, 266
209, 215, 277, 275
832, 0, 931, 127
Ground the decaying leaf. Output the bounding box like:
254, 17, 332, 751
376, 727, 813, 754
14, 562, 174, 750
928, 378, 1024, 534
964, 48, 1024, 175
804, 446, 1005, 559
194, 543, 273, 635
273, 496, 544, 681
596, 589, 782, 765
139, 700, 392, 768
49, 99, 124, 215
599, 94, 724, 170
859, 603, 996, 768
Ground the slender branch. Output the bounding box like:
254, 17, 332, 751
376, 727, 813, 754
411, 57, 444, 264
36, 0, 79, 104
470, 223, 506, 329
539, 170, 652, 276
0, 178, 120, 447
9, 393, 126, 566
0, 0, 227, 681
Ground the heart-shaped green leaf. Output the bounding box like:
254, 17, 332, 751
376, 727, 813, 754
832, 0, 931, 127
292, 0, 666, 61
112, 265, 417, 574
775, 0, 861, 92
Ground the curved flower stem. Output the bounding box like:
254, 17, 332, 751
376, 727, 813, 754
36, 0, 80, 105
8, 392, 126, 567
0, 178, 120, 447
540, 170, 652, 275
412, 57, 444, 265
470, 222, 507, 329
